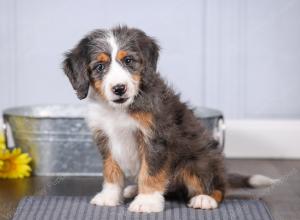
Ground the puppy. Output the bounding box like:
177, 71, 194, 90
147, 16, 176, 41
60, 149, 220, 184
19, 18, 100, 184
63, 26, 276, 213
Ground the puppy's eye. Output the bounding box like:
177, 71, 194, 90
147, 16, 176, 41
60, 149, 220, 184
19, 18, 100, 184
96, 64, 105, 72
124, 56, 132, 65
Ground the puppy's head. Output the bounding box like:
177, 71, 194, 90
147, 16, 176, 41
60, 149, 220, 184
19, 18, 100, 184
63, 26, 159, 107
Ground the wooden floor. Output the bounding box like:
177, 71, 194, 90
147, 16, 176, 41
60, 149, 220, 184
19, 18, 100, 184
0, 159, 299, 220
226, 159, 300, 220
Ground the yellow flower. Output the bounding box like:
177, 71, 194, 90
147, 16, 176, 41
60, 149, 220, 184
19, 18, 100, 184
0, 132, 32, 178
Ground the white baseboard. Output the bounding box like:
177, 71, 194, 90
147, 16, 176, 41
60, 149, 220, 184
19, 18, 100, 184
224, 119, 300, 159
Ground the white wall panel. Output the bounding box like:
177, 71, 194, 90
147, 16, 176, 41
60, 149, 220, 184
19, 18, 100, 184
245, 0, 300, 118
204, 0, 247, 118
0, 0, 16, 109
0, 0, 299, 119
1, 0, 205, 110
204, 0, 300, 119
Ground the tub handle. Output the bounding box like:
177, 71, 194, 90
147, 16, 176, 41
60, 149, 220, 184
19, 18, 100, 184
3, 117, 15, 149
213, 117, 226, 151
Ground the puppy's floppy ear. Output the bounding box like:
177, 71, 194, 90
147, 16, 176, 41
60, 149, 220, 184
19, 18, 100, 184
137, 32, 160, 71
62, 38, 91, 100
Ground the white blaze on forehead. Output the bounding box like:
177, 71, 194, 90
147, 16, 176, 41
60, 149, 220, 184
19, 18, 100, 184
102, 32, 135, 103
107, 33, 118, 58
105, 33, 130, 84
95, 32, 140, 107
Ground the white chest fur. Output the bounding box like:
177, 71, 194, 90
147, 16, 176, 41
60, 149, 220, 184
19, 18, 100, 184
86, 101, 141, 176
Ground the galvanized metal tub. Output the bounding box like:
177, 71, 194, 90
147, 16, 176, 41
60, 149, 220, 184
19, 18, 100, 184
2, 104, 225, 176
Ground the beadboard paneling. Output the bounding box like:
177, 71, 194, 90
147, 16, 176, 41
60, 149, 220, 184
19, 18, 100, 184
0, 0, 300, 119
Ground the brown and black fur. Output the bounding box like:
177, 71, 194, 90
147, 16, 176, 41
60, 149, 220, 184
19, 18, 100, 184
130, 70, 226, 200
63, 26, 272, 209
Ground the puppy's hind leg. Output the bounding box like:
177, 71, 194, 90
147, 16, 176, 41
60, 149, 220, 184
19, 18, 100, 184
179, 169, 224, 210
188, 190, 223, 210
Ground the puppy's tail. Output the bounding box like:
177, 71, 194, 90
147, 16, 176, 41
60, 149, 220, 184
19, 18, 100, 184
227, 173, 279, 188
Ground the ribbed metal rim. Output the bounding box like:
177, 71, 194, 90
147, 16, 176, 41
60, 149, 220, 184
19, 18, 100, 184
2, 104, 85, 119
193, 106, 223, 119
3, 104, 223, 119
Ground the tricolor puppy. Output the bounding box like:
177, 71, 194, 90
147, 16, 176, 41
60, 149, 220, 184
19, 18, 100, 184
63, 26, 276, 213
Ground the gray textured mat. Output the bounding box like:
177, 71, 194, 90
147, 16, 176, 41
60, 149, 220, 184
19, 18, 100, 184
12, 196, 273, 220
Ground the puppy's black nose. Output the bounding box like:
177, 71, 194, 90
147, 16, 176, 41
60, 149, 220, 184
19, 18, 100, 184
112, 84, 127, 96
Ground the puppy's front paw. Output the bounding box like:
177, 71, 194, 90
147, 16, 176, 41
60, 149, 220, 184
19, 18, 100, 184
90, 191, 122, 206
188, 194, 218, 209
128, 192, 164, 213
90, 183, 122, 206
123, 185, 138, 199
